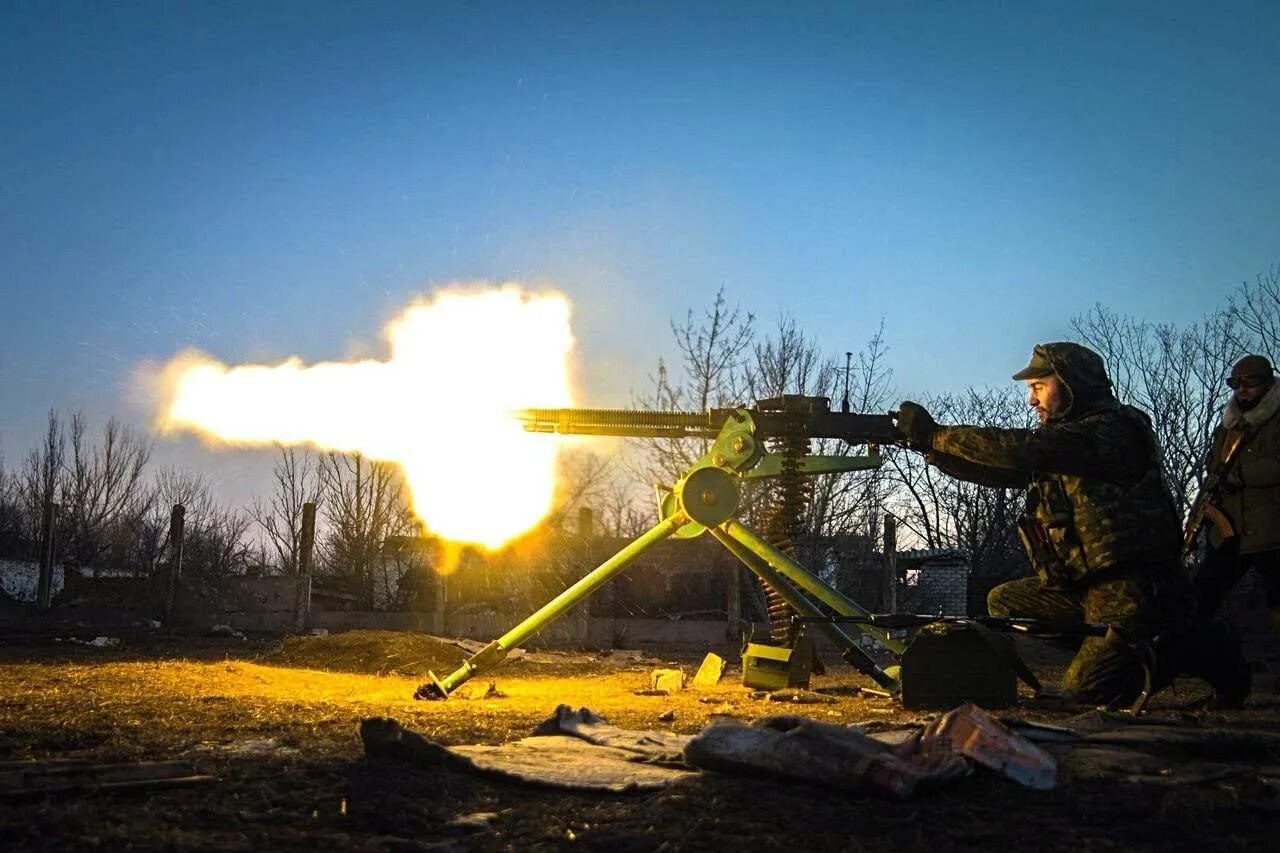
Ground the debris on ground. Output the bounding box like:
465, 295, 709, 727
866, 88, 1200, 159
531, 705, 691, 760
208, 624, 246, 641
649, 668, 685, 692
5, 636, 1280, 849
361, 716, 694, 793
656, 710, 676, 722
452, 680, 505, 701
446, 811, 499, 831
767, 688, 839, 704
683, 713, 971, 798
691, 652, 726, 687
190, 737, 301, 758
365, 704, 1054, 799
370, 703, 1060, 799
913, 703, 1057, 790
0, 759, 215, 798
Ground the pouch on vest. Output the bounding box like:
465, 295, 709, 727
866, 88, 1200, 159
1017, 516, 1074, 590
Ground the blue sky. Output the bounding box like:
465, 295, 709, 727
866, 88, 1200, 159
2, 1, 1278, 502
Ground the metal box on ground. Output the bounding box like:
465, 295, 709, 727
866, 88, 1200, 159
741, 635, 815, 690
899, 622, 1019, 709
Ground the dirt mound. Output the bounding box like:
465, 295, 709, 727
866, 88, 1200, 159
259, 630, 660, 677
260, 630, 468, 676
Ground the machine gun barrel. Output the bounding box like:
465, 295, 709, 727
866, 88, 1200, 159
517, 405, 901, 445
517, 407, 722, 438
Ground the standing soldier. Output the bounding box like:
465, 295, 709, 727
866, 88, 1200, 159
897, 342, 1249, 707
1191, 355, 1280, 668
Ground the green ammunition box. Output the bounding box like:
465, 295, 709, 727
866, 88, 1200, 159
899, 622, 1019, 710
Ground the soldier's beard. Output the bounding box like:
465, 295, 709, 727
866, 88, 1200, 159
1238, 395, 1262, 412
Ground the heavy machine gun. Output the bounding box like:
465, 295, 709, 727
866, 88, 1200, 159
415, 394, 905, 700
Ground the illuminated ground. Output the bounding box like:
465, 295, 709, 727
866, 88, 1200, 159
1, 631, 1277, 851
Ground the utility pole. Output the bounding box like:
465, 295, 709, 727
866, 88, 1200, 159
294, 502, 316, 632
840, 351, 853, 413
36, 496, 59, 610
883, 513, 897, 613
163, 505, 185, 629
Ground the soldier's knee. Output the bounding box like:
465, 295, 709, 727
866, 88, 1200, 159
1063, 638, 1143, 705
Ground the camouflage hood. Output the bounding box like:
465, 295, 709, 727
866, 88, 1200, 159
1016, 342, 1117, 422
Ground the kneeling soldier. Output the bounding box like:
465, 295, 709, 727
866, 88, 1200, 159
898, 342, 1248, 707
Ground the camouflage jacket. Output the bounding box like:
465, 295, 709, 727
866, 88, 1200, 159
925, 343, 1181, 583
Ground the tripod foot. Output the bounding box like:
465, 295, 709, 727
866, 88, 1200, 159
413, 670, 450, 701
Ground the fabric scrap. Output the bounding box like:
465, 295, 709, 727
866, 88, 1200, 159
912, 703, 1057, 790
532, 704, 691, 764
683, 714, 970, 799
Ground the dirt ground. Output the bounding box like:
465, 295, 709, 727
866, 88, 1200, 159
1, 629, 1278, 852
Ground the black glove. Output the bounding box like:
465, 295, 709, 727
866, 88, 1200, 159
897, 401, 938, 451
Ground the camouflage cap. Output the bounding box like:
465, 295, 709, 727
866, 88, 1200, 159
1230, 354, 1274, 381
1011, 345, 1056, 380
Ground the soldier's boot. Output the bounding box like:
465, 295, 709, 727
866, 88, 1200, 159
1174, 619, 1252, 709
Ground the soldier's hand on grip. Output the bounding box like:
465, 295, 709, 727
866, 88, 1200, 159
897, 401, 938, 451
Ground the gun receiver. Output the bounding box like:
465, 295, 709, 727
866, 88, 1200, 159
518, 395, 900, 446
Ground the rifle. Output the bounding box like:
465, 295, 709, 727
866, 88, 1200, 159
1182, 428, 1247, 557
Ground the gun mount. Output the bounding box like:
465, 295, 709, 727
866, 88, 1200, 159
414, 394, 907, 700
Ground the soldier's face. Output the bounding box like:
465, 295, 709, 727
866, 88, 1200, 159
1025, 377, 1068, 424
1230, 374, 1273, 410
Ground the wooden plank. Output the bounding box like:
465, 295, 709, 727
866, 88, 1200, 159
0, 760, 217, 797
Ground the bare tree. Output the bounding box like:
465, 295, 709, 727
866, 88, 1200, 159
17, 411, 65, 557
135, 467, 251, 580
319, 452, 415, 608
1226, 264, 1280, 365
885, 386, 1033, 608
1072, 304, 1237, 513
805, 322, 896, 545
57, 413, 152, 571
598, 474, 653, 538
0, 446, 22, 558
549, 447, 615, 530
745, 314, 823, 400
632, 287, 755, 487
251, 446, 322, 575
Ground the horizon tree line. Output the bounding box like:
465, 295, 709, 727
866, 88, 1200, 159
0, 264, 1275, 612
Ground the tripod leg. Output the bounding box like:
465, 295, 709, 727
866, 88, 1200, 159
711, 528, 898, 691
721, 519, 905, 655
416, 514, 685, 699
